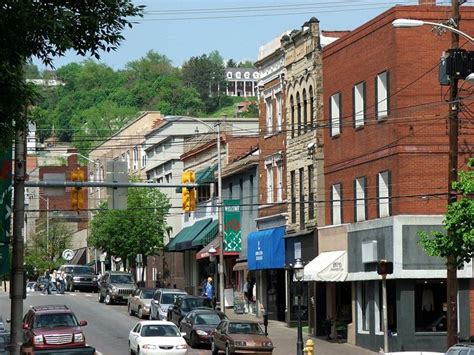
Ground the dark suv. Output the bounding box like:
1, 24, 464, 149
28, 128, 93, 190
21, 305, 88, 351
98, 271, 135, 305
167, 295, 213, 326
59, 265, 98, 292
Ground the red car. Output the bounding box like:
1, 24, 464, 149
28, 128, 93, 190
21, 305, 88, 351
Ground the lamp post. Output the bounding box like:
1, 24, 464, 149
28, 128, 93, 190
294, 258, 304, 355
392, 4, 467, 346
208, 245, 217, 309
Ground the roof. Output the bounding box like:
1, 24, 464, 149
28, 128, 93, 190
30, 305, 70, 313
136, 320, 176, 326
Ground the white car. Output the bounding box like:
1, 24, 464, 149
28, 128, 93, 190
129, 320, 188, 355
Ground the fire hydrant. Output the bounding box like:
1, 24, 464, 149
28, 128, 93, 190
303, 339, 315, 355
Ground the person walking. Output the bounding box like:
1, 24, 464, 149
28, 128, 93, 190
50, 270, 57, 293
43, 270, 51, 294
204, 277, 215, 309
58, 271, 65, 294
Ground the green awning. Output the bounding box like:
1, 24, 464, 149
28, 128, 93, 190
191, 219, 218, 248
165, 224, 201, 252
175, 166, 216, 193
173, 218, 213, 251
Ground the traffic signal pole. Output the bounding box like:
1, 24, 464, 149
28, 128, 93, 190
382, 275, 388, 353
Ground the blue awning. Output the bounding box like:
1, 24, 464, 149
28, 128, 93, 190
247, 227, 285, 270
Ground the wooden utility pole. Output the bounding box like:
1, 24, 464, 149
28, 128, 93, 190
447, 0, 460, 348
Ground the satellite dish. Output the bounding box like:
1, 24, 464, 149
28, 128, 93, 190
62, 249, 74, 261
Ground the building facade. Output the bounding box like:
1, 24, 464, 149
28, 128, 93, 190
225, 68, 259, 97
315, 3, 474, 352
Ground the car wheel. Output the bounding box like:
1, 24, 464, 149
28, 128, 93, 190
136, 346, 140, 355
225, 343, 231, 355
128, 304, 134, 316
98, 291, 104, 303
105, 293, 113, 305
211, 340, 219, 355
138, 307, 144, 319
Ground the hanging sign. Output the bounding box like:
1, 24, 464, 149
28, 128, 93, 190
223, 199, 241, 252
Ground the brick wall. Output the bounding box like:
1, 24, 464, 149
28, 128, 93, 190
322, 5, 474, 225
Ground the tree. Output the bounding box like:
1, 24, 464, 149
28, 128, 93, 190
0, 0, 144, 151
88, 182, 171, 281
226, 59, 237, 68
419, 159, 474, 267
238, 60, 255, 68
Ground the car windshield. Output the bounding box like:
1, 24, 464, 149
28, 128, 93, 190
141, 290, 154, 299
162, 293, 185, 304
33, 313, 79, 329
194, 313, 224, 325
141, 324, 181, 337
110, 275, 133, 284
228, 323, 264, 335
182, 298, 212, 312
73, 267, 93, 274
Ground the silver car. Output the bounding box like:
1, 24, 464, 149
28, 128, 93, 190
128, 288, 155, 319
149, 288, 187, 320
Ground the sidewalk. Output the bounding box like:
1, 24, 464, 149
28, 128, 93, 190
226, 309, 377, 355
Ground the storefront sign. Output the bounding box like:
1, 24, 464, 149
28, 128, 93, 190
223, 199, 241, 252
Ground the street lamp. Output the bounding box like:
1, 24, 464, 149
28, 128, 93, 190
294, 258, 304, 355
392, 18, 474, 43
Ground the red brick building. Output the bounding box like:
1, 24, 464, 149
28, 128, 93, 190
314, 3, 474, 352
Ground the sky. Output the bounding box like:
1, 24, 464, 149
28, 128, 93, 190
33, 0, 430, 70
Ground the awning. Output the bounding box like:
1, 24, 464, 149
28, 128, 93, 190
165, 218, 211, 252
303, 250, 347, 282
175, 165, 218, 193
70, 247, 87, 265
196, 237, 240, 260
233, 261, 248, 271
191, 219, 218, 248
174, 218, 213, 251
247, 227, 285, 270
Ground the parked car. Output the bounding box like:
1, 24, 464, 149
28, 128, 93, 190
211, 320, 273, 355
179, 309, 227, 348
150, 289, 188, 321
128, 320, 188, 355
128, 288, 155, 319
26, 282, 36, 292
446, 343, 474, 355
98, 271, 135, 305
21, 305, 88, 351
167, 295, 213, 326
59, 265, 98, 292
0, 317, 10, 353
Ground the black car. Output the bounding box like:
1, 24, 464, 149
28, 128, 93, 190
167, 295, 213, 326
59, 265, 98, 292
179, 309, 227, 347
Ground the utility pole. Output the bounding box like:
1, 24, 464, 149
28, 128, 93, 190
46, 196, 49, 259
216, 121, 225, 315
447, 0, 460, 347
10, 121, 27, 354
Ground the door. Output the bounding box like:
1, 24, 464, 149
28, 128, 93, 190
180, 313, 192, 340
130, 289, 139, 313
214, 321, 227, 350
130, 323, 141, 351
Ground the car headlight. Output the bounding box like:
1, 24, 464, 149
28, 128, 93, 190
33, 335, 44, 344
175, 344, 187, 349
111, 286, 118, 292
142, 344, 157, 349
262, 341, 273, 347
234, 341, 247, 346
74, 333, 84, 342
92, 277, 97, 282
196, 330, 208, 336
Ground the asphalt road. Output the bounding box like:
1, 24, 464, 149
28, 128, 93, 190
0, 290, 211, 355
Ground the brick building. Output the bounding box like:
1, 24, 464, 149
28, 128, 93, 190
309, 3, 474, 352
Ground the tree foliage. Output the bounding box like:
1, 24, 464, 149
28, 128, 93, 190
419, 159, 474, 267
88, 183, 171, 269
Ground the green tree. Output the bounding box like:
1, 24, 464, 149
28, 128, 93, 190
226, 59, 237, 68
25, 64, 40, 79
89, 183, 171, 281
419, 159, 474, 267
238, 60, 255, 68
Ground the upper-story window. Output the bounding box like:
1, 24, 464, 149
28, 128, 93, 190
266, 96, 273, 134
226, 72, 232, 79
330, 93, 341, 137
354, 176, 367, 222
303, 89, 308, 133
290, 95, 295, 138
133, 146, 138, 170
296, 92, 301, 136
266, 161, 273, 204
309, 86, 314, 130
244, 72, 250, 79
376, 71, 389, 120
141, 144, 147, 168
377, 171, 391, 217
276, 160, 283, 202
235, 72, 241, 79
275, 93, 282, 132
164, 139, 172, 150
353, 81, 366, 128
126, 150, 130, 170
331, 183, 342, 225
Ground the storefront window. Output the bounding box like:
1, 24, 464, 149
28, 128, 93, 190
358, 281, 370, 332
415, 281, 446, 332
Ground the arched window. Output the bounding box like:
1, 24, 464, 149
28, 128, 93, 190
290, 95, 295, 138
227, 72, 232, 79
303, 89, 308, 133
244, 72, 250, 79
309, 86, 314, 130
296, 92, 301, 136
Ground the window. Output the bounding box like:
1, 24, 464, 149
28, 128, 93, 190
164, 139, 172, 150
239, 179, 243, 203
299, 168, 305, 228
290, 95, 295, 138
357, 281, 370, 332
249, 174, 254, 211
353, 82, 365, 128
303, 89, 308, 133
133, 146, 138, 170
291, 171, 296, 223
126, 150, 130, 170
330, 93, 341, 137
276, 161, 283, 202
229, 182, 233, 199
331, 183, 342, 225
244, 72, 250, 79
141, 144, 147, 168
377, 171, 391, 218
165, 173, 172, 183
296, 92, 301, 136
308, 165, 314, 219
266, 162, 273, 203
275, 93, 282, 132
376, 71, 389, 120
266, 97, 273, 134
309, 86, 314, 130
415, 281, 446, 333
354, 176, 367, 222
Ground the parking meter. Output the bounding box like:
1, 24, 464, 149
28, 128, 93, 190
263, 312, 269, 336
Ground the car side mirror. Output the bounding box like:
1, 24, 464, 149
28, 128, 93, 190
79, 320, 88, 326
22, 323, 29, 330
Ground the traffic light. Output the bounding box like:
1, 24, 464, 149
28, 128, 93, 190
70, 168, 85, 211
377, 259, 393, 276
182, 170, 196, 212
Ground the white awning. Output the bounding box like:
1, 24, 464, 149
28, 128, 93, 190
303, 250, 347, 282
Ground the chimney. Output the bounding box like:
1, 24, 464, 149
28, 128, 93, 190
419, 0, 436, 5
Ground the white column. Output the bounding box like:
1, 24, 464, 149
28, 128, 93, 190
234, 81, 237, 96
243, 80, 247, 97
252, 81, 255, 96
226, 84, 229, 96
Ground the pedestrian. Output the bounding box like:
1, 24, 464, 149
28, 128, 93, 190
205, 277, 214, 307
50, 270, 57, 292
244, 276, 255, 314
58, 271, 65, 294
43, 270, 51, 295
